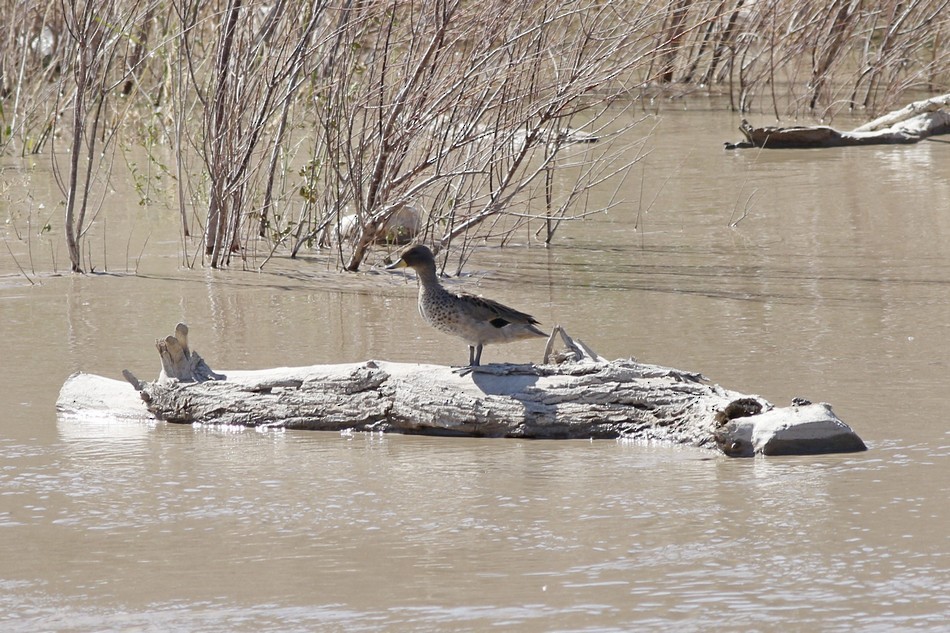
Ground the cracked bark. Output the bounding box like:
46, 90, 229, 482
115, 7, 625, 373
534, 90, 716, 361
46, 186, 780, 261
57, 324, 867, 456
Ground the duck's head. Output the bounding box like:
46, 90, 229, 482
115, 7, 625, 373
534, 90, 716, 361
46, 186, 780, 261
386, 244, 436, 271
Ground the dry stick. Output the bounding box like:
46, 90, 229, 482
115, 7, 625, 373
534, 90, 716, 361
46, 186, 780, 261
175, 5, 207, 272
681, 0, 723, 83
454, 22, 644, 249
125, 217, 136, 274
80, 104, 128, 273
174, 29, 191, 241
769, 3, 779, 121
347, 3, 458, 271
335, 3, 638, 269
639, 147, 690, 230
75, 89, 105, 239
702, 0, 743, 85
63, 15, 89, 273
217, 2, 324, 267
439, 104, 569, 246
237, 14, 322, 259
657, 0, 691, 83
61, 0, 125, 273
730, 191, 756, 228
542, 149, 555, 244
27, 212, 35, 275
205, 0, 242, 267
2, 234, 35, 285
8, 9, 32, 153
619, 122, 659, 232
809, 3, 854, 111
858, 3, 900, 109
537, 125, 648, 242
258, 90, 294, 238
135, 233, 151, 276
729, 145, 764, 227
635, 160, 647, 233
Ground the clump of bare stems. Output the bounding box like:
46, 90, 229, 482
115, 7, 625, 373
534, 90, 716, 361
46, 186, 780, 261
0, 0, 948, 273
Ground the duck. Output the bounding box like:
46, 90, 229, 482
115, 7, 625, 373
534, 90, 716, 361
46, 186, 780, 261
386, 244, 547, 367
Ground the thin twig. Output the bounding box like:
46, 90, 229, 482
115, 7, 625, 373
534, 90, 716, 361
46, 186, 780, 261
2, 234, 36, 285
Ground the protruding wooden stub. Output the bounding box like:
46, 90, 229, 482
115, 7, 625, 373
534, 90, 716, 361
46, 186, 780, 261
543, 325, 607, 364
154, 322, 226, 383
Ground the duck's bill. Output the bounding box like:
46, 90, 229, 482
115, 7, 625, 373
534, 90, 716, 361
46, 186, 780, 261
385, 258, 408, 270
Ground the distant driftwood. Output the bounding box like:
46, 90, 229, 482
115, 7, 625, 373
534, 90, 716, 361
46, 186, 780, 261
56, 324, 867, 458
725, 93, 950, 149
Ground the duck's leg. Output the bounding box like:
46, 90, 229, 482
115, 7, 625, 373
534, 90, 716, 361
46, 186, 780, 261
472, 344, 483, 367
454, 344, 483, 376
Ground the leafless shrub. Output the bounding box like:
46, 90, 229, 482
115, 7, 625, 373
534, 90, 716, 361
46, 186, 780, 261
170, 0, 328, 268
53, 0, 147, 272
284, 0, 658, 270
2, 0, 950, 274
0, 1, 67, 154
655, 0, 950, 117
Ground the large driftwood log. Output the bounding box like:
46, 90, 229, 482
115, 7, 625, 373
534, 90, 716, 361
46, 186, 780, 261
56, 324, 866, 457
725, 93, 950, 149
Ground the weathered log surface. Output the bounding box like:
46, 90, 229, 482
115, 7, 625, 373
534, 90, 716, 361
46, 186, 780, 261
55, 324, 867, 457
725, 93, 950, 149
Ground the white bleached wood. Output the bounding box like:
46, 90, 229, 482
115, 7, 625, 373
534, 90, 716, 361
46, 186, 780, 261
55, 324, 867, 456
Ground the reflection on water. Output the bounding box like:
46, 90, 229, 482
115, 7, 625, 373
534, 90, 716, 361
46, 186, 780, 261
2, 108, 950, 631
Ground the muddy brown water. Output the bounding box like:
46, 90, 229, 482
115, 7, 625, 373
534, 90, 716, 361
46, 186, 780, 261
2, 109, 949, 631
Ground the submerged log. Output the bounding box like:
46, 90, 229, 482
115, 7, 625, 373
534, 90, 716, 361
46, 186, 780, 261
725, 93, 950, 149
56, 324, 867, 457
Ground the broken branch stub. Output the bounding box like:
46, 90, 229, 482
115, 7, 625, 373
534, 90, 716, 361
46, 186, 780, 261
122, 322, 226, 391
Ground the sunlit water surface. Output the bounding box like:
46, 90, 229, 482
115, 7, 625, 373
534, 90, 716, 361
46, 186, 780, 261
2, 107, 949, 631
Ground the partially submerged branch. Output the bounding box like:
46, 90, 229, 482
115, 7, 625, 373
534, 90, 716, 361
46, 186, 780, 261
725, 93, 950, 149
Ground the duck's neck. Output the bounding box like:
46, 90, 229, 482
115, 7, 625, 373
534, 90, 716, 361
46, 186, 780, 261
413, 262, 440, 288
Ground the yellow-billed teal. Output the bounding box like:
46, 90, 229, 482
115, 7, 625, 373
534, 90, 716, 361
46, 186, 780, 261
386, 244, 547, 367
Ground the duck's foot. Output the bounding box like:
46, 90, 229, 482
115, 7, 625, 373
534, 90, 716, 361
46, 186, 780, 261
451, 363, 537, 377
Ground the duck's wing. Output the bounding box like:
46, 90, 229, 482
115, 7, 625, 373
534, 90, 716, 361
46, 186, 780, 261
453, 290, 541, 327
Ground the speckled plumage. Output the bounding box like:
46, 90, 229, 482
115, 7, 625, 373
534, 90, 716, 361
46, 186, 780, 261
386, 244, 547, 367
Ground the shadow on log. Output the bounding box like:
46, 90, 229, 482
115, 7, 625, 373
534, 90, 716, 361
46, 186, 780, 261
725, 93, 950, 150
57, 324, 867, 458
